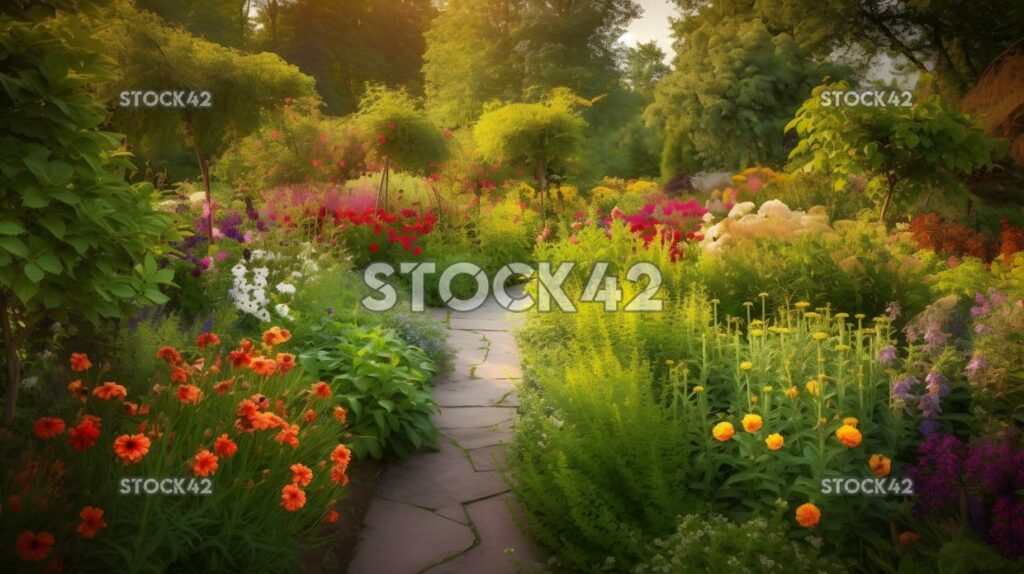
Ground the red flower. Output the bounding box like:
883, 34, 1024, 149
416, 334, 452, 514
92, 382, 127, 401
176, 384, 203, 405
69, 420, 100, 450
68, 379, 88, 401
275, 424, 300, 448
331, 444, 351, 467
333, 406, 347, 423
324, 509, 340, 524
113, 433, 151, 464
276, 353, 296, 373
369, 243, 379, 253
303, 409, 317, 423
16, 531, 54, 562
229, 350, 252, 368
169, 365, 188, 384
192, 450, 219, 477
249, 357, 277, 376
281, 484, 306, 511
213, 380, 234, 395
196, 332, 221, 347
77, 506, 107, 539
214, 433, 238, 458
156, 346, 182, 365
412, 246, 423, 256
70, 353, 92, 372
33, 417, 65, 439
312, 382, 331, 398
290, 463, 313, 487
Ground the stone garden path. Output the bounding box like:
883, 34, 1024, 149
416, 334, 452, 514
348, 297, 546, 574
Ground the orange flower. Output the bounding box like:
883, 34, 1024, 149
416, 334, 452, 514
251, 394, 270, 409
843, 416, 859, 428
290, 463, 313, 487
712, 421, 735, 442
240, 338, 254, 352
113, 433, 151, 464
92, 382, 127, 401
262, 326, 292, 346
70, 353, 92, 372
303, 409, 317, 423
281, 484, 306, 511
169, 365, 188, 384
275, 424, 300, 448
249, 357, 277, 377
237, 399, 259, 419
835, 424, 862, 448
176, 384, 203, 405
156, 346, 181, 365
333, 406, 347, 423
785, 386, 799, 399
192, 450, 219, 477
196, 332, 221, 347
68, 420, 100, 450
795, 502, 821, 528
33, 417, 65, 439
312, 382, 331, 398
213, 380, 234, 395
229, 349, 252, 368
869, 454, 892, 477
15, 531, 54, 562
330, 464, 350, 485
68, 380, 88, 401
765, 433, 784, 450
331, 444, 352, 466
898, 531, 919, 548
214, 434, 238, 458
741, 414, 763, 432
276, 353, 296, 373
324, 509, 340, 524
77, 506, 107, 539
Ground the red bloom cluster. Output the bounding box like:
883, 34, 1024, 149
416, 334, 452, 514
910, 213, 993, 260
607, 198, 707, 261
329, 207, 437, 256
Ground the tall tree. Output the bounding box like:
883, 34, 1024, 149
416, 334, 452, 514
624, 41, 670, 99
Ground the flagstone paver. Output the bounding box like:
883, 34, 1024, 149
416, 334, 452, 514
349, 297, 545, 574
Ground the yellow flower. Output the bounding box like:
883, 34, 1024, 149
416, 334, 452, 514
666, 359, 675, 365
693, 386, 705, 393
712, 421, 735, 442
855, 313, 866, 320
751, 329, 765, 337
750, 319, 764, 326
843, 416, 859, 428
795, 301, 811, 309
869, 454, 891, 477
835, 312, 849, 319
812, 331, 828, 341
762, 385, 773, 393
835, 424, 862, 448
742, 414, 763, 432
804, 312, 821, 319
743, 301, 754, 307
740, 361, 754, 371
758, 292, 769, 298
711, 299, 720, 305
834, 344, 851, 351
776, 327, 792, 334
765, 433, 784, 450
795, 503, 821, 528
750, 395, 759, 405
786, 387, 799, 399
805, 380, 819, 395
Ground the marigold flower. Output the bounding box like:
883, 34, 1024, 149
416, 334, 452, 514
275, 425, 300, 448
113, 433, 151, 464
331, 444, 352, 466
77, 506, 107, 539
214, 433, 238, 458
897, 531, 919, 548
69, 420, 100, 450
92, 382, 127, 401
843, 416, 859, 428
249, 357, 277, 376
739, 361, 753, 371
169, 365, 188, 384
312, 382, 331, 398
741, 414, 763, 432
237, 399, 259, 419
229, 349, 252, 368
765, 433, 784, 450
176, 384, 203, 405
786, 386, 799, 399
196, 332, 221, 347
835, 424, 862, 448
276, 353, 296, 373
869, 454, 891, 477
290, 463, 313, 487
156, 346, 181, 365
213, 380, 234, 395
281, 484, 306, 511
324, 509, 340, 524
333, 406, 347, 423
70, 352, 92, 372
330, 464, 350, 485
795, 503, 821, 528
712, 421, 735, 442
805, 380, 819, 395
192, 450, 219, 477
68, 379, 88, 401
262, 326, 292, 346
33, 417, 65, 439
15, 530, 54, 561
304, 409, 317, 423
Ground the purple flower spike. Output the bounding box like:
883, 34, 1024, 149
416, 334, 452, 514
878, 345, 897, 364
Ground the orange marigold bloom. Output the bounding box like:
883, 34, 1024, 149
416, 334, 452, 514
312, 382, 331, 398
15, 531, 54, 562
33, 417, 65, 439
262, 326, 292, 346
169, 365, 188, 384
898, 531, 919, 548
249, 357, 277, 377
156, 346, 181, 365
176, 384, 203, 405
276, 353, 296, 373
290, 463, 313, 487
330, 464, 350, 485
240, 338, 254, 352
280, 484, 306, 511
113, 433, 151, 464
843, 416, 859, 428
237, 399, 259, 419
77, 506, 107, 539
68, 380, 88, 401
712, 421, 735, 442
333, 406, 347, 423
213, 380, 234, 395
869, 454, 892, 477
196, 332, 221, 347
331, 444, 352, 466
324, 509, 340, 524
68, 420, 100, 451
741, 414, 763, 433
785, 386, 799, 399
214, 434, 238, 458
765, 433, 784, 450
795, 503, 821, 528
229, 349, 252, 368
251, 394, 270, 409
275, 425, 300, 448
835, 424, 862, 448
304, 409, 317, 423
192, 449, 219, 477
70, 353, 92, 372
92, 382, 127, 401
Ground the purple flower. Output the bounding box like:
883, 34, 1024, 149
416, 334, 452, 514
925, 371, 949, 397
892, 375, 919, 399
198, 257, 212, 270
966, 354, 987, 376
878, 345, 898, 365
991, 495, 1024, 558
215, 251, 230, 261
909, 433, 965, 513
919, 393, 942, 418
974, 323, 992, 335
923, 324, 950, 351
919, 419, 941, 436
886, 301, 902, 320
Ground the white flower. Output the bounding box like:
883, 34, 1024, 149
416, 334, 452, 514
727, 201, 755, 218
275, 282, 297, 294
251, 249, 266, 260
275, 303, 292, 318
756, 199, 792, 218
255, 309, 271, 322
231, 263, 247, 277
290, 271, 303, 279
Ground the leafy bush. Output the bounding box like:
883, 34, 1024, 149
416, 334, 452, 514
299, 321, 438, 459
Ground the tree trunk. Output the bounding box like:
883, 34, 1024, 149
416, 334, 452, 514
1, 298, 22, 434
195, 147, 215, 244
377, 156, 391, 211
878, 175, 896, 227
535, 160, 548, 222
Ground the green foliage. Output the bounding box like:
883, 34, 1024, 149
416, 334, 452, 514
299, 321, 439, 459
355, 85, 449, 174
635, 513, 850, 573
786, 79, 1005, 223
757, 172, 875, 222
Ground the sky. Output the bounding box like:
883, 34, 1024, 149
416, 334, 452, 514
621, 0, 676, 62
